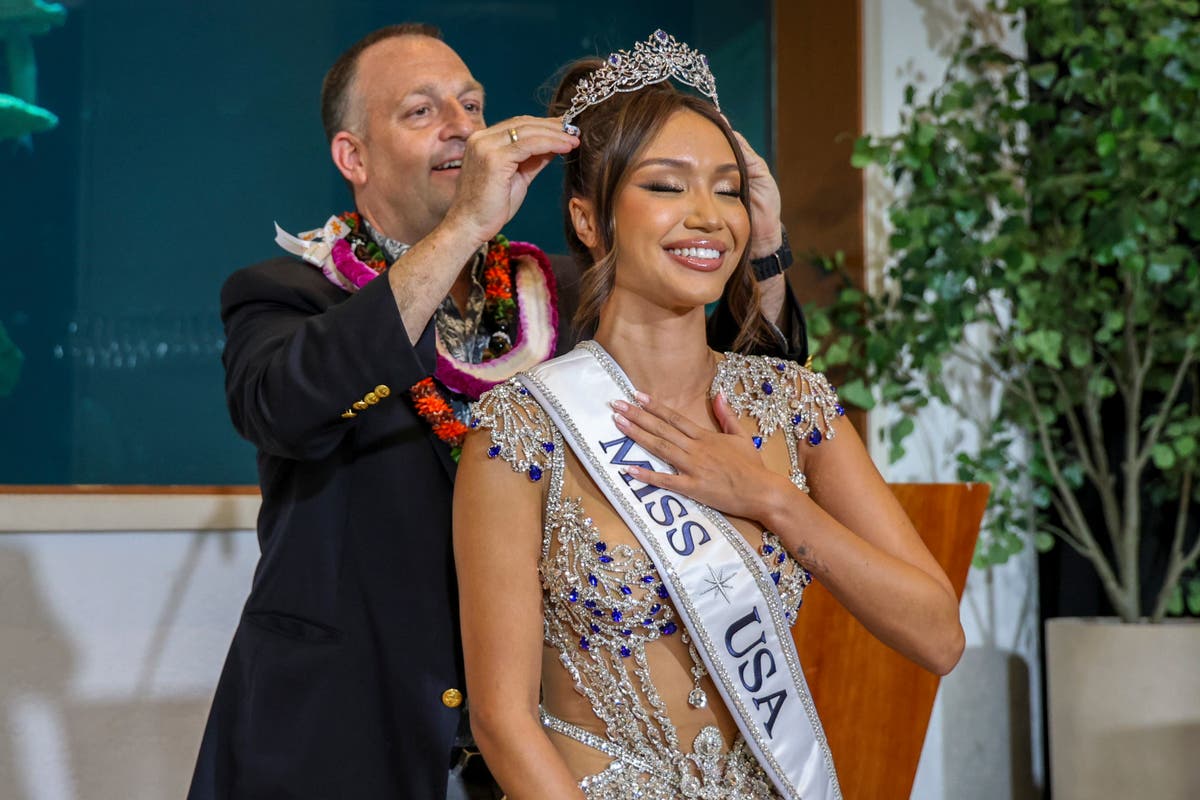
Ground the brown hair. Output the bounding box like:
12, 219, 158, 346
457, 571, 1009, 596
320, 23, 443, 143
548, 58, 774, 353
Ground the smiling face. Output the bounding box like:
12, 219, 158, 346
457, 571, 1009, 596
335, 35, 485, 242
601, 109, 750, 313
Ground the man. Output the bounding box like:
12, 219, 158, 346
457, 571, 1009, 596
189, 23, 803, 800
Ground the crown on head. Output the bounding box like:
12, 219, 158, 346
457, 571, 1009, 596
561, 29, 720, 135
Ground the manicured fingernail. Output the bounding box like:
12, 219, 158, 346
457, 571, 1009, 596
613, 413, 629, 427
611, 399, 629, 412
635, 391, 650, 404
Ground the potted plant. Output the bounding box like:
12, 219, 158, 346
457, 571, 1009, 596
807, 1, 1200, 797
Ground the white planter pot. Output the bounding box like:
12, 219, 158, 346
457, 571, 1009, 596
1045, 617, 1200, 800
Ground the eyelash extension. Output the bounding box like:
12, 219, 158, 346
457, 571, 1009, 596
641, 183, 742, 198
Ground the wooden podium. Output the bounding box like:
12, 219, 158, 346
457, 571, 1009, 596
792, 483, 989, 799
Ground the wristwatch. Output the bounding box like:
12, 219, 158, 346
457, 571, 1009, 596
751, 227, 793, 282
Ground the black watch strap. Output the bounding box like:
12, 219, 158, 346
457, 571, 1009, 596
750, 227, 793, 281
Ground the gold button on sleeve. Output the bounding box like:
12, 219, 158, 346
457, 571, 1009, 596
341, 410, 356, 419
441, 688, 463, 708
352, 400, 369, 411
375, 384, 391, 398
364, 392, 380, 405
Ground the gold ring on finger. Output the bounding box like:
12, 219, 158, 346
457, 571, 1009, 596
508, 127, 520, 144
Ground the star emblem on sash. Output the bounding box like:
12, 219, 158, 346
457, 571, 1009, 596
700, 564, 737, 605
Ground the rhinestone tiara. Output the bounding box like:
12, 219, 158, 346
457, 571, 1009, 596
561, 29, 719, 135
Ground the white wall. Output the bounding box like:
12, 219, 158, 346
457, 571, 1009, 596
0, 527, 258, 800
861, 2, 1043, 799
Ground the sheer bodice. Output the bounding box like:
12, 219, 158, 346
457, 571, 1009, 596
470, 351, 843, 799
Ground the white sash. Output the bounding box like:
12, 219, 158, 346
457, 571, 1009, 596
518, 342, 840, 800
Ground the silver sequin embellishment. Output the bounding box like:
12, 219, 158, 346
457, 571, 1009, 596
470, 352, 840, 798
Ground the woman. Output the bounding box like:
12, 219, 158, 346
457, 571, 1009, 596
453, 32, 964, 800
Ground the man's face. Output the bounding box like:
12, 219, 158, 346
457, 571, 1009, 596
349, 36, 485, 242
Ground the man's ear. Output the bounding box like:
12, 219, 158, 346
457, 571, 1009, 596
568, 196, 601, 250
331, 131, 367, 187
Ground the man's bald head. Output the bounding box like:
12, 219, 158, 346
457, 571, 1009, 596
320, 22, 443, 142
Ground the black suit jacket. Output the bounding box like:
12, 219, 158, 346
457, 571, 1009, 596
189, 250, 801, 799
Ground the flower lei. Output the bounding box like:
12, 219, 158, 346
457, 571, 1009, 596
329, 212, 387, 287
410, 377, 471, 458
275, 212, 553, 462
419, 236, 519, 460
479, 236, 518, 360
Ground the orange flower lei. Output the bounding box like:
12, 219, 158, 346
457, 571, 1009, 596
411, 378, 470, 458
408, 236, 517, 461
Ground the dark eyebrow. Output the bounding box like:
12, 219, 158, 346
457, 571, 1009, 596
634, 157, 739, 173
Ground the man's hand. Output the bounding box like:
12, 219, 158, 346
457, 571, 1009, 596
444, 116, 579, 248
731, 130, 783, 259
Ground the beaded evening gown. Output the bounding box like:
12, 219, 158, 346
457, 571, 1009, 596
471, 350, 842, 800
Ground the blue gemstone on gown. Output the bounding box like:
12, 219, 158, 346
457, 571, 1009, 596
808, 428, 822, 446
752, 436, 763, 450
593, 609, 604, 617
656, 585, 670, 599
792, 414, 803, 426
777, 363, 787, 372
622, 629, 632, 636
620, 585, 632, 595
591, 623, 600, 633
529, 465, 543, 481
641, 575, 655, 583
762, 381, 773, 395
469, 417, 479, 428
771, 571, 781, 584
568, 588, 578, 603
584, 599, 597, 609
650, 604, 661, 614
487, 445, 501, 458
762, 544, 774, 554
660, 622, 678, 635
836, 404, 846, 416
519, 387, 529, 395
599, 555, 613, 564
580, 637, 590, 651
542, 441, 555, 453
588, 574, 598, 587
612, 609, 623, 622
778, 552, 786, 564
620, 646, 632, 658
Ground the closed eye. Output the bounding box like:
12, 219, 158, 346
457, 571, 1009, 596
640, 182, 684, 193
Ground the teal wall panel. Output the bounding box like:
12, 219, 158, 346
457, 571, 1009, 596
0, 0, 772, 483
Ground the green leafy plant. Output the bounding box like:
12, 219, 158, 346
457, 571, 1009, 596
808, 0, 1200, 622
